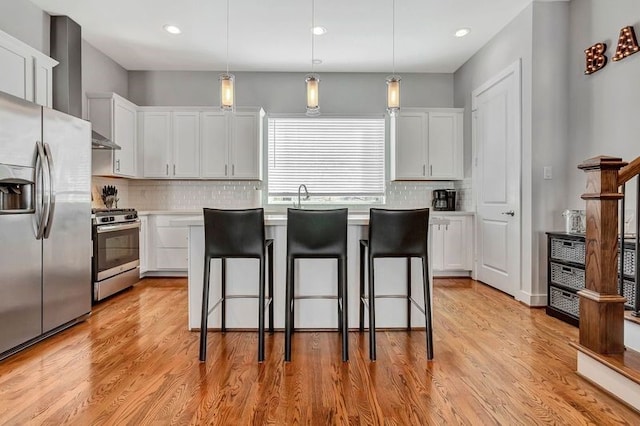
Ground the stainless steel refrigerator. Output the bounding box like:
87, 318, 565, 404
0, 92, 91, 358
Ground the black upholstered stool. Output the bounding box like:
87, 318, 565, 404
199, 208, 274, 363
285, 208, 349, 362
359, 208, 433, 361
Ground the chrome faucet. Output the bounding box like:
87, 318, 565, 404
296, 184, 310, 208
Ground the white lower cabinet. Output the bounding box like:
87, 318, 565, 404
142, 214, 199, 275
431, 214, 473, 276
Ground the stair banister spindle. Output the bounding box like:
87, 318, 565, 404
635, 175, 640, 316
620, 184, 626, 300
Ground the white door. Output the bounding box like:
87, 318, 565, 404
231, 111, 260, 179
472, 60, 521, 296
428, 112, 463, 180
442, 216, 466, 270
393, 112, 426, 179
113, 99, 137, 177
172, 111, 200, 178
200, 112, 229, 178
142, 112, 172, 178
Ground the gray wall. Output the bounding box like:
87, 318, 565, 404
567, 0, 640, 209
128, 71, 453, 112
453, 4, 537, 304
531, 1, 570, 302
0, 0, 50, 55
82, 40, 129, 118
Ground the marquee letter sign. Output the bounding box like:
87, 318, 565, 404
584, 43, 608, 75
584, 25, 640, 74
612, 25, 640, 61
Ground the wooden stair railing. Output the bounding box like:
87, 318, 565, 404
578, 155, 640, 355
619, 157, 640, 317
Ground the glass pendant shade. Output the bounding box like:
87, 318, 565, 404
219, 73, 235, 112
305, 73, 320, 116
386, 75, 401, 115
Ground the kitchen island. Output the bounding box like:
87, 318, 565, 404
174, 212, 439, 330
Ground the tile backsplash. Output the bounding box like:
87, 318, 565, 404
113, 179, 474, 211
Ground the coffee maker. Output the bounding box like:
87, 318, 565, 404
432, 189, 456, 211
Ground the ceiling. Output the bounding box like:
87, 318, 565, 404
30, 0, 535, 73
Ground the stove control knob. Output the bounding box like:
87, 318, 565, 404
101, 217, 110, 223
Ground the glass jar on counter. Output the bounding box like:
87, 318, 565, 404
562, 209, 585, 234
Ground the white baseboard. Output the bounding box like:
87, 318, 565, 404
516, 290, 547, 307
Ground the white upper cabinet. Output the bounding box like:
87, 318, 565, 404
230, 110, 263, 179
173, 112, 201, 178
140, 110, 201, 178
140, 107, 262, 180
141, 111, 172, 178
391, 108, 463, 181
200, 108, 264, 180
0, 29, 57, 107
200, 112, 228, 178
88, 93, 138, 178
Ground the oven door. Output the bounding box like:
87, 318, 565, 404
93, 221, 140, 281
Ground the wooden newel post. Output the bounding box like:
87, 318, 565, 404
577, 156, 627, 354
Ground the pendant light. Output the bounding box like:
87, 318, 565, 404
305, 0, 320, 116
219, 0, 235, 112
386, 0, 400, 115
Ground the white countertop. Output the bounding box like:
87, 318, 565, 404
171, 213, 371, 226
139, 209, 475, 218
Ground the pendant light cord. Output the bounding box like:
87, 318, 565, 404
311, 0, 315, 73
392, 0, 395, 75
226, 0, 230, 74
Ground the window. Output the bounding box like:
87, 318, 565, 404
267, 117, 385, 204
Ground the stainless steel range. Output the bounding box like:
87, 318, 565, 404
92, 208, 140, 302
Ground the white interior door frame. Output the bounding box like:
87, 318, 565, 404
471, 59, 522, 297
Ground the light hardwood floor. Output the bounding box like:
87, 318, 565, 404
0, 277, 638, 424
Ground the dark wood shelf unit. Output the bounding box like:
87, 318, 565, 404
546, 232, 636, 327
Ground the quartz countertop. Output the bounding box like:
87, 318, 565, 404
138, 209, 475, 217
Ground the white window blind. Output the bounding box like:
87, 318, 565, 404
267, 117, 385, 201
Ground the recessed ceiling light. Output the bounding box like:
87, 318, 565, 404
312, 26, 327, 36
312, 59, 322, 65
455, 28, 471, 38
163, 24, 182, 35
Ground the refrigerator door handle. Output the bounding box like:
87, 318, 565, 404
43, 142, 56, 239
34, 141, 50, 240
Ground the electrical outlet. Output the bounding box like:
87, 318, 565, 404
543, 166, 552, 180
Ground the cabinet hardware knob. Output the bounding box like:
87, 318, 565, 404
166, 164, 169, 175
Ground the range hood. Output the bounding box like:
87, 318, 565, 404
91, 130, 121, 150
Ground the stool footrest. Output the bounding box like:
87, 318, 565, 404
294, 295, 339, 300
409, 296, 426, 315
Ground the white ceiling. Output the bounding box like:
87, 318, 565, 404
30, 0, 536, 73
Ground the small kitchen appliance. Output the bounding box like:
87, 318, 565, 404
432, 189, 456, 211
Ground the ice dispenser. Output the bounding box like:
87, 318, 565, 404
0, 163, 34, 213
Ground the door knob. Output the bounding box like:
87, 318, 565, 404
501, 210, 515, 216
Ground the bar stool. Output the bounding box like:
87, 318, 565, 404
359, 208, 433, 361
199, 208, 274, 363
285, 208, 349, 362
